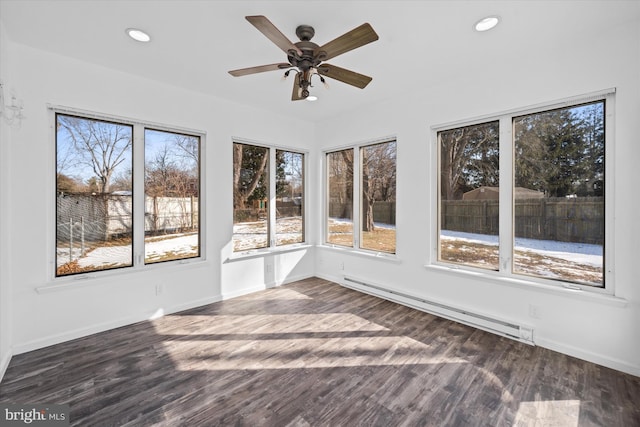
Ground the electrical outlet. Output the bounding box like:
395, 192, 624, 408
340, 261, 345, 270
528, 304, 540, 319
155, 283, 163, 296
265, 264, 273, 273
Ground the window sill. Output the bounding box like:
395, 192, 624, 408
37, 258, 209, 294
423, 263, 627, 307
318, 244, 402, 264
225, 244, 312, 263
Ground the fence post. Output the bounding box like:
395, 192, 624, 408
69, 217, 73, 264
80, 216, 85, 256
191, 196, 195, 230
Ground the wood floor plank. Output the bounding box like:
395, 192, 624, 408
1, 277, 638, 426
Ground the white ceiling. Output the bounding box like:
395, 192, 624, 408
1, 0, 638, 122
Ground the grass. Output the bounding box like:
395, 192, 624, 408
440, 238, 603, 285
328, 224, 396, 254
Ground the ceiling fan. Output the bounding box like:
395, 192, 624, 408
228, 16, 379, 101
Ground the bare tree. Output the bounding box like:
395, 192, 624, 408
361, 141, 396, 232
440, 122, 499, 200
171, 133, 199, 166
57, 115, 132, 193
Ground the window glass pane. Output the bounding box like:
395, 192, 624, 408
513, 101, 604, 286
144, 129, 200, 263
360, 141, 396, 253
327, 149, 354, 247
233, 143, 269, 251
56, 114, 133, 276
439, 121, 500, 270
276, 150, 304, 246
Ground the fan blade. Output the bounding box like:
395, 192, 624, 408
246, 15, 303, 56
314, 23, 378, 61
317, 64, 372, 89
291, 72, 305, 101
228, 63, 291, 77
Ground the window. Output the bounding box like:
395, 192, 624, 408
144, 129, 200, 264
276, 150, 304, 246
232, 142, 305, 252
513, 102, 604, 286
55, 111, 202, 277
56, 114, 134, 275
436, 94, 609, 288
360, 141, 397, 253
326, 149, 354, 247
326, 140, 397, 254
439, 121, 500, 270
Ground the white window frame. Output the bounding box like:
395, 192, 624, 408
429, 89, 616, 296
231, 138, 309, 258
46, 105, 206, 285
322, 137, 399, 260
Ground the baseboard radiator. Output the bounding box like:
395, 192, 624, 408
342, 276, 534, 345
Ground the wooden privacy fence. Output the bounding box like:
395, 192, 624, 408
441, 197, 604, 244
57, 194, 198, 242
328, 201, 396, 225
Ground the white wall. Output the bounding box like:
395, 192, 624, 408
0, 19, 14, 379
1, 4, 638, 382
314, 19, 640, 376
2, 40, 315, 356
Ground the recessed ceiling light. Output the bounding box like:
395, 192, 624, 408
126, 28, 151, 42
474, 16, 500, 32
306, 95, 318, 102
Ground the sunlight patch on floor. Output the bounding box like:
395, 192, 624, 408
154, 313, 389, 335
235, 287, 314, 301
154, 310, 470, 370
514, 400, 580, 426
160, 335, 468, 371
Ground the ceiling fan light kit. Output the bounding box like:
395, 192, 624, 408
229, 15, 379, 101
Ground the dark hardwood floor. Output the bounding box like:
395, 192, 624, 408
1, 277, 638, 426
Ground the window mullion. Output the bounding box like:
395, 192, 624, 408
353, 148, 361, 248
132, 124, 146, 266
269, 148, 276, 247
499, 116, 513, 274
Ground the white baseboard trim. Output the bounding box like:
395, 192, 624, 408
166, 295, 223, 315
222, 273, 314, 300
535, 337, 640, 378
317, 273, 640, 378
12, 274, 316, 356
0, 349, 12, 383
315, 272, 343, 284
12, 295, 223, 356
222, 285, 269, 300
277, 273, 314, 286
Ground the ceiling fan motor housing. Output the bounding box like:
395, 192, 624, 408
295, 25, 315, 41
229, 16, 378, 101
288, 25, 326, 72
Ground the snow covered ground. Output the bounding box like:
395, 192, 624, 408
57, 218, 304, 271
57, 233, 198, 269
58, 218, 602, 286
440, 229, 603, 285
441, 230, 602, 267
232, 217, 303, 251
